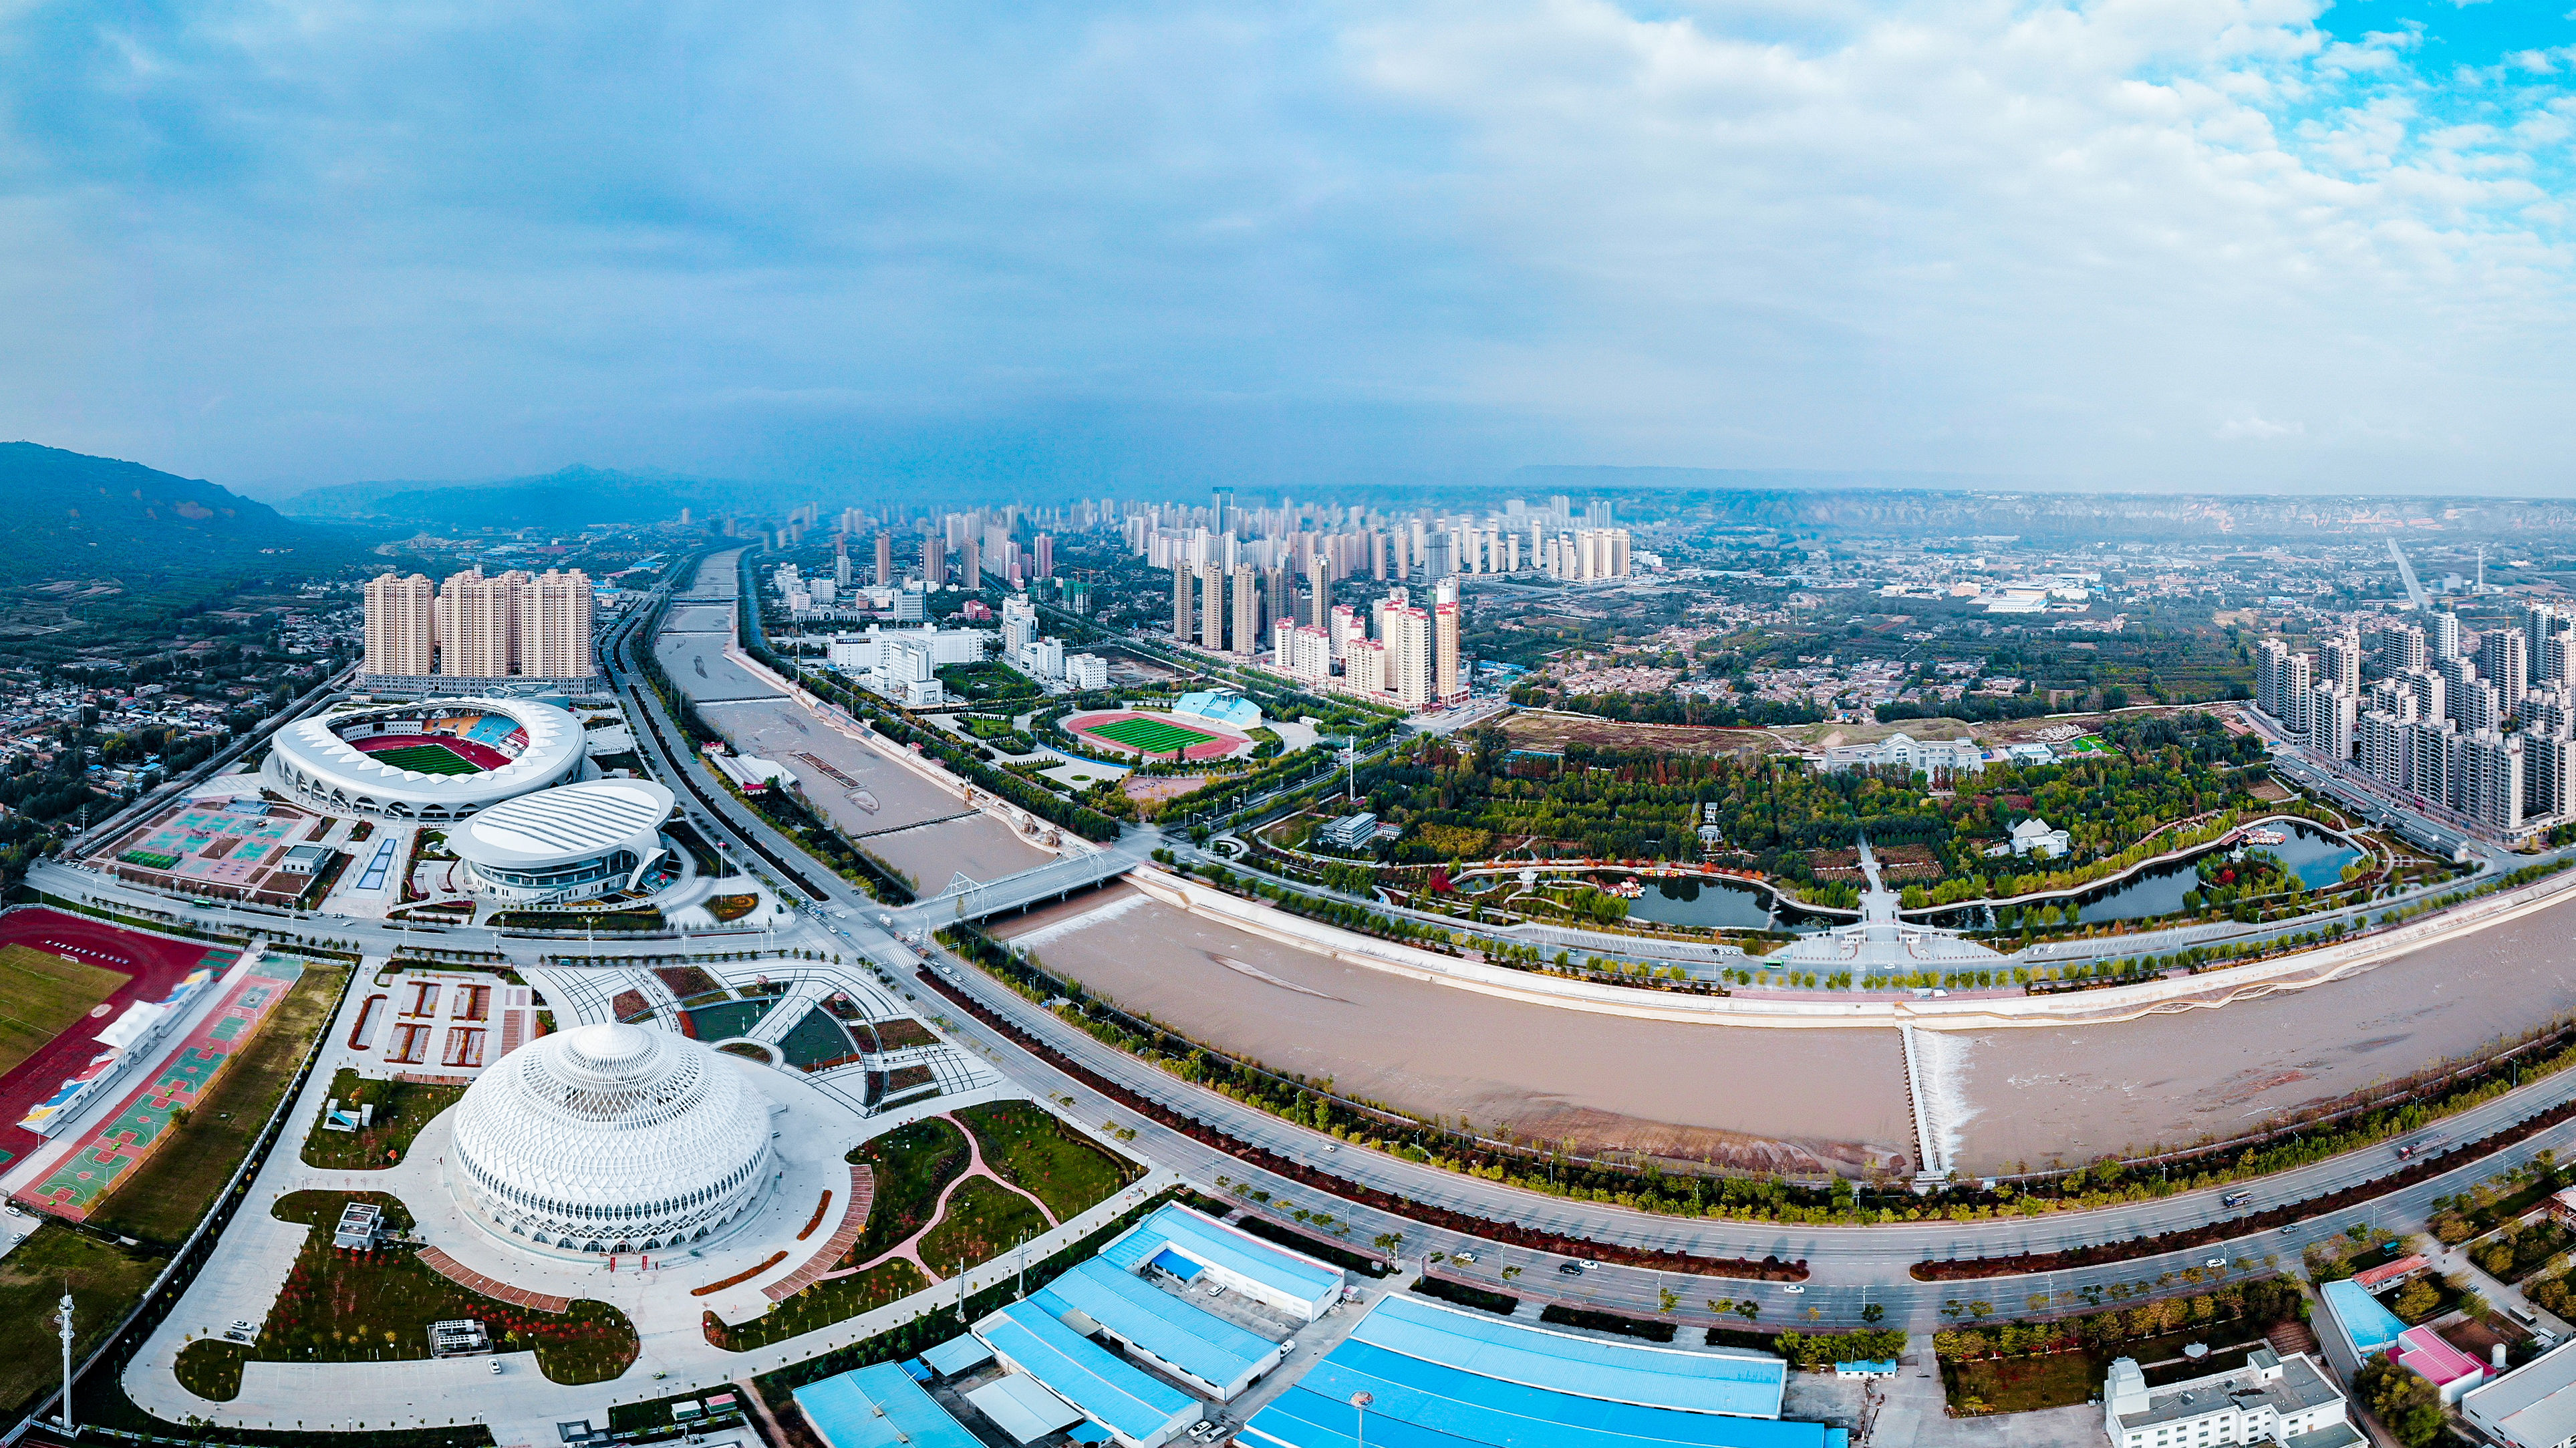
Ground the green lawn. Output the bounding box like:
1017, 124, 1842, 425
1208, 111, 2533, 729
1945, 1351, 2100, 1415
88, 964, 347, 1245
364, 744, 484, 776
709, 1260, 930, 1352
917, 1177, 1050, 1278
0, 1224, 164, 1421
242, 1191, 637, 1387
1084, 715, 1216, 754
0, 942, 130, 1076
847, 1118, 968, 1264
956, 1101, 1139, 1221
300, 1066, 465, 1171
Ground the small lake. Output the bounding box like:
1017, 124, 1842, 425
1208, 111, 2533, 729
1624, 876, 1828, 931
2061, 821, 2360, 924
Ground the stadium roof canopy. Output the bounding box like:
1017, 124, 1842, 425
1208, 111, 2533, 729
448, 777, 673, 873
263, 696, 585, 819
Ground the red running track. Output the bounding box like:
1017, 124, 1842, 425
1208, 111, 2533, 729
351, 733, 513, 770
0, 909, 240, 1167
1062, 710, 1250, 762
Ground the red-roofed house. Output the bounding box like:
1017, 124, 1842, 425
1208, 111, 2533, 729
2353, 1254, 2430, 1294
2392, 1325, 2490, 1405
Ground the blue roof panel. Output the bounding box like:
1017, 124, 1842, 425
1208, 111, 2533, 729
1097, 1205, 1341, 1305
1032, 1260, 1279, 1389
976, 1301, 1197, 1443
1355, 1295, 1783, 1419
792, 1364, 984, 1448
2322, 1280, 2407, 1354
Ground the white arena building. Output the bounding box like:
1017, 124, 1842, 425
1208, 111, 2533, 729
448, 777, 675, 905
450, 1021, 775, 1256
263, 696, 587, 821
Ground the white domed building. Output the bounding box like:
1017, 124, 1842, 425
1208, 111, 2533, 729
450, 1022, 774, 1256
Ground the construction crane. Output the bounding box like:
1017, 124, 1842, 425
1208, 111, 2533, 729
2388, 539, 2430, 610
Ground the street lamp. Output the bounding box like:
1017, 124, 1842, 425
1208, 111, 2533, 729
1350, 1391, 1373, 1447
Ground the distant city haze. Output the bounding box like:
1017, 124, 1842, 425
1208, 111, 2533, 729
2, 1, 2571, 496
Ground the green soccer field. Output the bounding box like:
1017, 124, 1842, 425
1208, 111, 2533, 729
0, 944, 133, 1078
366, 744, 484, 775
1084, 716, 1219, 754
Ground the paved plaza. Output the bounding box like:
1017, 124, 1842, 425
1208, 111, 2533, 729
122, 948, 1153, 1442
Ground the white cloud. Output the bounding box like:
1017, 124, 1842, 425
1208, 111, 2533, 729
0, 0, 2568, 490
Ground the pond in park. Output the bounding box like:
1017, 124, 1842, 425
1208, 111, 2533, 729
1911, 820, 2364, 929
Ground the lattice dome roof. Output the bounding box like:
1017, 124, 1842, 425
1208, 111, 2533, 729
451, 1022, 772, 1227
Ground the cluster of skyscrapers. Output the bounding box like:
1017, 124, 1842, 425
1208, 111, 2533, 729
362, 568, 596, 685
2257, 603, 2575, 833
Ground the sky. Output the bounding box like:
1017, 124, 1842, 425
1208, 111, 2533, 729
1, 0, 2571, 500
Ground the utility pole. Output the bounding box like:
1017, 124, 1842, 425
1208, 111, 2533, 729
55, 1290, 74, 1433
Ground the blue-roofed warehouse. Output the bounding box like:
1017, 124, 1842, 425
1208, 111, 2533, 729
1242, 1294, 1843, 1448
975, 1298, 1205, 1448
1034, 1258, 1290, 1400
793, 1363, 984, 1448
1097, 1203, 1343, 1322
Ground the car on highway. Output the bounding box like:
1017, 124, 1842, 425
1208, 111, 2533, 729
1452, 1250, 1477, 1264
1781, 1284, 1806, 1294
1556, 1261, 1586, 1276
2204, 1258, 2227, 1268
2221, 1190, 2253, 1209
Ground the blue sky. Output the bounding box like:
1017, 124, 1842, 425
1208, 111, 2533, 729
1, 0, 2571, 498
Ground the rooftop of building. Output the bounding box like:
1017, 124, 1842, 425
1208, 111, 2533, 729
1095, 1203, 1344, 1307
1242, 1295, 1826, 1448
2466, 1340, 2576, 1447
1030, 1258, 1280, 1390
2113, 1350, 2342, 1432
792, 1363, 983, 1448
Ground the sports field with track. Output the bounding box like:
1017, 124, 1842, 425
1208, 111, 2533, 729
1085, 716, 1216, 753
356, 740, 486, 774
1061, 708, 1251, 761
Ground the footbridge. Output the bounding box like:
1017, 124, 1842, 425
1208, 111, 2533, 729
895, 848, 1140, 928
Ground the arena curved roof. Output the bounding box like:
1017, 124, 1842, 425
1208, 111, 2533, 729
264, 696, 585, 817
448, 777, 674, 872
450, 1021, 773, 1254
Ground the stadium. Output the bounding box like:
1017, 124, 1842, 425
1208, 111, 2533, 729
263, 697, 587, 821
448, 777, 678, 905
1062, 706, 1255, 762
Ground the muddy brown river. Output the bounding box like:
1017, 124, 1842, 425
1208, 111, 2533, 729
998, 883, 2576, 1176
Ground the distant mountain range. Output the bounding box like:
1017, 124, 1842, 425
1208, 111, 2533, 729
0, 442, 371, 599
279, 465, 740, 529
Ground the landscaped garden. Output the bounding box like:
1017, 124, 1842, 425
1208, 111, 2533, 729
301, 1067, 464, 1171
173, 1191, 638, 1399
915, 1177, 1050, 1277
956, 1100, 1139, 1220
845, 1118, 968, 1264
704, 1261, 929, 1352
